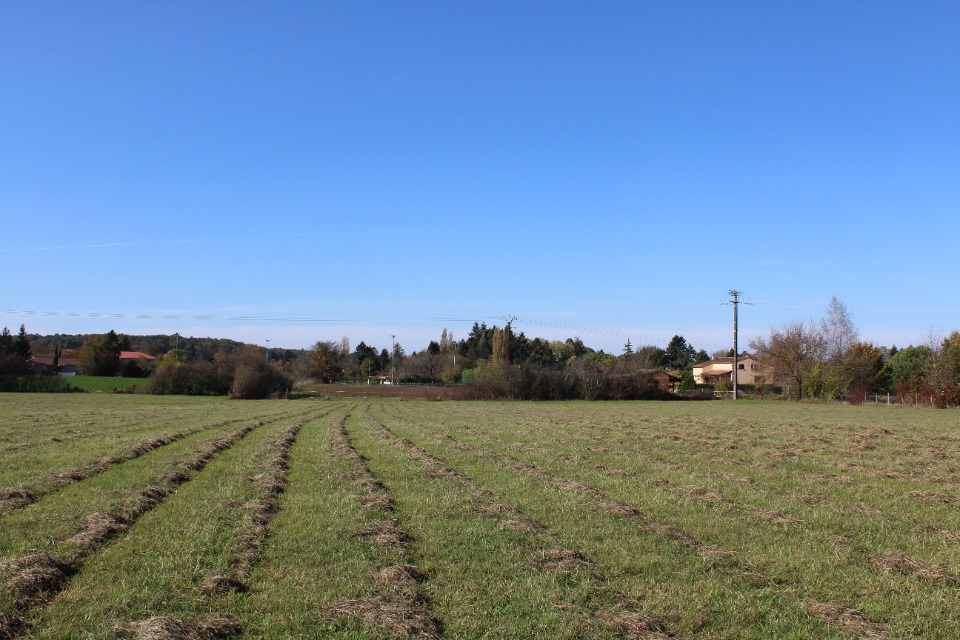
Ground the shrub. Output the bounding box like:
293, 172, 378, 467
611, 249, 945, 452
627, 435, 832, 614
230, 363, 291, 399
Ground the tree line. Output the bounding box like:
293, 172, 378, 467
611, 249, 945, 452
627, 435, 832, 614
749, 296, 960, 407
9, 301, 960, 407
303, 324, 712, 400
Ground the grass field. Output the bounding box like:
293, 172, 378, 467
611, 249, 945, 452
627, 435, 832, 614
61, 376, 150, 394
1, 394, 959, 639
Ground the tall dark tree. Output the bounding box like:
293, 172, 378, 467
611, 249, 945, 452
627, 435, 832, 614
662, 335, 696, 371
78, 330, 122, 376
14, 325, 31, 360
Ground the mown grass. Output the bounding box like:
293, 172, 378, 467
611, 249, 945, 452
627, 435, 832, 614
26, 407, 323, 637
2, 395, 958, 638
61, 375, 149, 393
383, 400, 960, 639
229, 407, 386, 639
0, 394, 294, 495
346, 408, 617, 639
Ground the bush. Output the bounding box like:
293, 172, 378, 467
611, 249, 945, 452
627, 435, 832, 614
231, 363, 291, 399
147, 360, 231, 396
0, 374, 76, 393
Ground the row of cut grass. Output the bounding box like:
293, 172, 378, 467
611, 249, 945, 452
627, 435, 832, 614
377, 402, 889, 639
384, 400, 960, 639
230, 407, 390, 639
0, 394, 301, 494
24, 407, 324, 638
421, 401, 960, 574
345, 406, 623, 639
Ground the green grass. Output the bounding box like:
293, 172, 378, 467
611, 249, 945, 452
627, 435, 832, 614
63, 375, 149, 393
2, 395, 959, 638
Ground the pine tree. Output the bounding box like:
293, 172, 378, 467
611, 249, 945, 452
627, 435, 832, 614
14, 325, 31, 360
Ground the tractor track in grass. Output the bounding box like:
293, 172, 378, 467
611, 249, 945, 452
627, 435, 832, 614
324, 412, 441, 639
0, 409, 319, 639
364, 408, 674, 640
378, 405, 904, 640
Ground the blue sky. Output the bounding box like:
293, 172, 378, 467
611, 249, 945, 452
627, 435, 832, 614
1, 0, 957, 355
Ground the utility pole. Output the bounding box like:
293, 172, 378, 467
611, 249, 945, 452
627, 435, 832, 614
728, 289, 742, 400
391, 334, 396, 386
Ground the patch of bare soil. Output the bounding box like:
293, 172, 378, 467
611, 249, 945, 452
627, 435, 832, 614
120, 615, 239, 640
805, 599, 893, 640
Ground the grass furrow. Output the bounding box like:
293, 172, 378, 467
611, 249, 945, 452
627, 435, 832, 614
0, 395, 296, 492
0, 409, 320, 638
364, 409, 676, 640
231, 408, 392, 638
384, 401, 960, 639
22, 406, 326, 639
378, 402, 859, 639
0, 419, 243, 517
348, 406, 688, 640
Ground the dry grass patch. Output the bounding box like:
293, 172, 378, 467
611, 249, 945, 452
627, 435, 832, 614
872, 550, 955, 583
324, 595, 438, 639
0, 553, 77, 609
597, 608, 670, 640
0, 489, 37, 513
68, 511, 130, 548
906, 490, 960, 507
805, 600, 893, 640
120, 615, 239, 640
356, 519, 410, 550
200, 574, 249, 595
743, 506, 804, 526
530, 546, 592, 572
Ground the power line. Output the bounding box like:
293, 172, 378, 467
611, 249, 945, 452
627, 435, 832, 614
0, 309, 352, 323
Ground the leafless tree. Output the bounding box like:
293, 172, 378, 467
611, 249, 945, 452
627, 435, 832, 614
750, 321, 826, 400
820, 295, 858, 363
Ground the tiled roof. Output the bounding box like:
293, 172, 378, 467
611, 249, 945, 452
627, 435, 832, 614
119, 351, 156, 360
